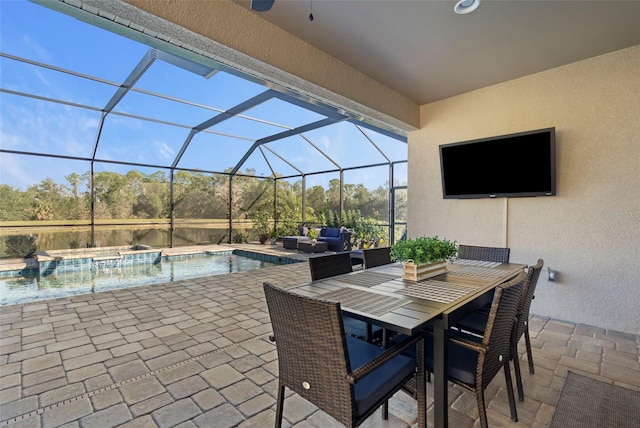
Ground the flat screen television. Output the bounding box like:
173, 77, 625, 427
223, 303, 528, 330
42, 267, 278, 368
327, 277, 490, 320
439, 127, 556, 199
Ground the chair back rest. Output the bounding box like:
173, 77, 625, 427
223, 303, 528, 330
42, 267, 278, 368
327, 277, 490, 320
515, 259, 544, 341
309, 252, 353, 280
263, 282, 355, 422
480, 271, 526, 388
362, 247, 392, 269
458, 244, 510, 263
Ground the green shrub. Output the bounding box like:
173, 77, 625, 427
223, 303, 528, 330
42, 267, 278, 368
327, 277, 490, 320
343, 210, 384, 248
277, 206, 302, 237
251, 209, 271, 244
233, 232, 247, 243
5, 234, 37, 258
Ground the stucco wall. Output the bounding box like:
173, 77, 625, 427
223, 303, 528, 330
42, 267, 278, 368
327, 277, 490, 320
409, 46, 640, 334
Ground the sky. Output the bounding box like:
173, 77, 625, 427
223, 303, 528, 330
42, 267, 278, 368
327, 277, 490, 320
0, 0, 407, 192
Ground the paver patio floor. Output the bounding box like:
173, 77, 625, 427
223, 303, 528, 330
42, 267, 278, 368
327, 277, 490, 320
1, 247, 638, 427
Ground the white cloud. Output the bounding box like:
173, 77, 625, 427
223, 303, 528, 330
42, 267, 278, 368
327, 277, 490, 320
156, 140, 175, 160
0, 152, 35, 190
22, 34, 53, 63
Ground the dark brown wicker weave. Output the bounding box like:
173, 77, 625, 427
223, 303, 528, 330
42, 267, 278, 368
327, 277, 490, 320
423, 271, 526, 428
457, 244, 511, 263
455, 260, 544, 401
263, 282, 420, 428
308, 252, 353, 280
362, 247, 392, 269
513, 259, 544, 398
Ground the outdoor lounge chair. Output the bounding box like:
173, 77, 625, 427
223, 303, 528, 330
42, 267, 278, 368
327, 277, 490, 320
263, 282, 420, 428
317, 226, 353, 252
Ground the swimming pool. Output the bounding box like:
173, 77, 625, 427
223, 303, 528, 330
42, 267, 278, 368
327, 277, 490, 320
0, 252, 288, 306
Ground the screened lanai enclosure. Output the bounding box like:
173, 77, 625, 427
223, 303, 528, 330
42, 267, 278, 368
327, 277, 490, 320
0, 0, 407, 258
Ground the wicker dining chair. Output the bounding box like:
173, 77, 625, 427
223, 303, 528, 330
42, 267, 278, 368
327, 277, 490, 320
308, 252, 353, 280
457, 244, 511, 263
456, 244, 511, 315
515, 259, 544, 374
263, 282, 420, 428
308, 253, 382, 343
423, 271, 526, 428
454, 259, 544, 401
362, 247, 392, 269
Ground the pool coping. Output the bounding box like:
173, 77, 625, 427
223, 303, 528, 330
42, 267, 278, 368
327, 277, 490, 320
0, 244, 303, 278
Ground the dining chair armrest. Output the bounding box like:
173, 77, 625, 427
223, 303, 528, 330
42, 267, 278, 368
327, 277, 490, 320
449, 335, 486, 355
346, 333, 422, 384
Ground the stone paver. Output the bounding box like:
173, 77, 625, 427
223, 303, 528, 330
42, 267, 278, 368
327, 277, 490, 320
0, 247, 638, 427
40, 397, 93, 427
79, 402, 132, 428
129, 392, 173, 419
191, 389, 225, 411
219, 379, 263, 406
120, 376, 166, 406
118, 414, 157, 428
193, 403, 244, 428
0, 396, 38, 422
108, 360, 149, 383
39, 383, 86, 407
91, 388, 123, 411
151, 398, 201, 427
166, 376, 209, 400
200, 364, 244, 389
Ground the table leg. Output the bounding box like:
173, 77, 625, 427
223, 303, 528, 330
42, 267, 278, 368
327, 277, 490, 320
433, 318, 448, 428
416, 336, 426, 428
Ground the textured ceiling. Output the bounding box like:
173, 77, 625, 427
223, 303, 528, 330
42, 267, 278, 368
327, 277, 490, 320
235, 0, 640, 104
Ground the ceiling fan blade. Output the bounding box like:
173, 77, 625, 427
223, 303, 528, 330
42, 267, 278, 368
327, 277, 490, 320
250, 0, 275, 12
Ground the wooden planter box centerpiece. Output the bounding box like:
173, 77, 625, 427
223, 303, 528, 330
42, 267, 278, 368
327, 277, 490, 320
402, 260, 447, 282
391, 236, 458, 283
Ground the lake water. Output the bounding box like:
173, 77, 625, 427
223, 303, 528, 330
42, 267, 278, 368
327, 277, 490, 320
0, 225, 254, 258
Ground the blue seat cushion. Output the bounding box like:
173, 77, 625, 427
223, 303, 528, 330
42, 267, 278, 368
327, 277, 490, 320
455, 311, 489, 335
343, 315, 382, 342
346, 336, 415, 416
321, 227, 341, 238
424, 333, 479, 386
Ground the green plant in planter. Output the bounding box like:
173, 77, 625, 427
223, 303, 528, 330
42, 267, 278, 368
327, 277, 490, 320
251, 209, 271, 244
307, 228, 319, 241
343, 210, 384, 249
268, 228, 278, 244
390, 236, 457, 265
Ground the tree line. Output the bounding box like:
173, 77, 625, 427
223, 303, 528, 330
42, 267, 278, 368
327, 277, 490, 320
0, 169, 403, 225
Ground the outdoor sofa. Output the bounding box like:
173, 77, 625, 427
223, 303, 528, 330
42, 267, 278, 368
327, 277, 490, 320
318, 227, 352, 252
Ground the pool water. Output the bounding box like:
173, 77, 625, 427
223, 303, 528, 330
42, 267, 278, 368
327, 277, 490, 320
0, 254, 278, 306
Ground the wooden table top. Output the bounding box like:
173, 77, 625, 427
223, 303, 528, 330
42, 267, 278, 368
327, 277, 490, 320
291, 260, 526, 336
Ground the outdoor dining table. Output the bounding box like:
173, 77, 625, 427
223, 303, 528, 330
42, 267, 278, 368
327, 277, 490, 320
290, 259, 526, 428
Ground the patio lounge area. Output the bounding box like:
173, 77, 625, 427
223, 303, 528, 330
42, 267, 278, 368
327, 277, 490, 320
1, 250, 638, 428
1, 1, 638, 427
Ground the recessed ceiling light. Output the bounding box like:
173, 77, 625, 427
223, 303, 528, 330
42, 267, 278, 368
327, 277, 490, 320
454, 0, 481, 15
